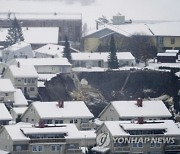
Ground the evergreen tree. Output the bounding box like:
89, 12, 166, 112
5, 17, 24, 46
108, 35, 119, 69
63, 36, 72, 63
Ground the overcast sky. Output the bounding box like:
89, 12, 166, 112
0, 0, 180, 29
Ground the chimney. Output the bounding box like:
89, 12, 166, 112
58, 100, 64, 108
38, 120, 45, 128
17, 61, 20, 68
137, 117, 144, 124
136, 98, 143, 107
96, 22, 99, 30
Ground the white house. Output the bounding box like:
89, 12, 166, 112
0, 79, 15, 105
2, 41, 33, 63
99, 99, 172, 121
95, 120, 180, 154
21, 101, 94, 130
0, 103, 12, 125
10, 58, 72, 74
0, 122, 96, 154
3, 64, 38, 98
71, 52, 135, 68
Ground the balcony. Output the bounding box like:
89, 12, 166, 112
114, 146, 130, 152
165, 145, 180, 153
66, 149, 82, 154
30, 138, 66, 144
12, 150, 30, 154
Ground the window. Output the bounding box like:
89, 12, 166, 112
159, 37, 164, 45
50, 145, 61, 152
150, 143, 161, 148
26, 118, 28, 122
70, 119, 78, 123
133, 143, 143, 148
55, 120, 63, 124
5, 93, 8, 96
32, 145, 44, 152
171, 38, 175, 44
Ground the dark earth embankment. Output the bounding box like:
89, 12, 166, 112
39, 70, 179, 117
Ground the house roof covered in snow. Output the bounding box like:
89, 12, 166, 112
0, 28, 59, 44
27, 101, 94, 119
157, 52, 177, 57
3, 41, 32, 52
13, 58, 71, 66
14, 89, 28, 106
85, 22, 180, 38
1, 12, 82, 20
3, 122, 32, 141
0, 79, 15, 92
11, 107, 28, 115
109, 100, 172, 118
8, 65, 38, 78
103, 120, 180, 136
34, 44, 64, 56
0, 103, 12, 120
72, 52, 135, 61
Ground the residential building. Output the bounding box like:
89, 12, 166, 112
10, 58, 72, 74
72, 52, 135, 68
0, 122, 96, 154
21, 101, 94, 130
3, 64, 38, 98
0, 103, 12, 125
0, 79, 15, 106
2, 42, 33, 63
157, 52, 177, 63
83, 22, 180, 53
95, 120, 180, 154
99, 99, 172, 121
34, 44, 80, 58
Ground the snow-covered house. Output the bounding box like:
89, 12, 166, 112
3, 64, 38, 98
21, 101, 94, 130
2, 41, 33, 63
71, 52, 135, 68
95, 120, 180, 154
157, 52, 177, 63
10, 58, 72, 74
0, 79, 15, 105
99, 99, 172, 121
0, 122, 96, 154
0, 103, 12, 125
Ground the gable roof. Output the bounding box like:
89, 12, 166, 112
0, 28, 59, 44
0, 79, 15, 92
85, 22, 180, 38
72, 52, 135, 61
28, 101, 94, 119
104, 120, 180, 136
14, 89, 28, 106
13, 58, 71, 66
0, 103, 12, 120
3, 41, 32, 52
8, 65, 38, 78
111, 100, 172, 118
